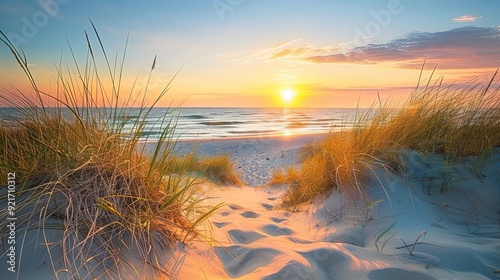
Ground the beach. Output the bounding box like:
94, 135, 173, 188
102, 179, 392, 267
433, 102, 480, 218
2, 132, 500, 279
2, 1, 500, 278
167, 133, 328, 186
169, 135, 500, 280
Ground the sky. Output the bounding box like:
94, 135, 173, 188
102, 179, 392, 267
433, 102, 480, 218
1, 0, 499, 108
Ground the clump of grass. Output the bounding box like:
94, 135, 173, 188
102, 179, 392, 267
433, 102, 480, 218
276, 131, 375, 209
168, 153, 242, 185
277, 68, 500, 209
269, 167, 301, 187
199, 155, 242, 185
0, 25, 223, 279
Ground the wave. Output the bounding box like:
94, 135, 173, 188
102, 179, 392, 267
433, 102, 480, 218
227, 130, 278, 135
183, 114, 208, 119
200, 121, 244, 126
139, 131, 163, 138
285, 122, 306, 129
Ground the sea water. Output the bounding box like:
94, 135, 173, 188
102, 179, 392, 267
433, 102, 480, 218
0, 107, 365, 141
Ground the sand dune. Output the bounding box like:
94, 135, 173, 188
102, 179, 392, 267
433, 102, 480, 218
173, 137, 500, 280
2, 135, 499, 279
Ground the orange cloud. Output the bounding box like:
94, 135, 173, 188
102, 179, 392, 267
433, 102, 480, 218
290, 27, 500, 69
453, 15, 482, 22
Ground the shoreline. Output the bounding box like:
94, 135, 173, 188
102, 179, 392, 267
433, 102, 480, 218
137, 130, 332, 144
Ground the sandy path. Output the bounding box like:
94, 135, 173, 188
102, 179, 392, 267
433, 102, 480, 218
172, 133, 327, 186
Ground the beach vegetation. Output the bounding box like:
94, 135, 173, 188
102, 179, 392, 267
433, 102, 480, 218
273, 67, 500, 209
398, 230, 428, 256
0, 25, 228, 279
169, 153, 242, 185
198, 155, 242, 185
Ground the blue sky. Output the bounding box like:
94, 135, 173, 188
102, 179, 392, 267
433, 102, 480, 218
1, 0, 499, 107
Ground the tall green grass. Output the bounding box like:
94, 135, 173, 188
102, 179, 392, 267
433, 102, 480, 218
0, 24, 229, 279
272, 69, 500, 209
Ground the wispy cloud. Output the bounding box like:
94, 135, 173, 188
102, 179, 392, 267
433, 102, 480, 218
221, 39, 341, 65
270, 45, 339, 60
221, 38, 304, 64
453, 15, 482, 22
273, 27, 500, 69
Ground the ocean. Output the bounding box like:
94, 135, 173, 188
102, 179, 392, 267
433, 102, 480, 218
0, 107, 365, 141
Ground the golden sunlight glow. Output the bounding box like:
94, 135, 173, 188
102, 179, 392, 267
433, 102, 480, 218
280, 89, 296, 104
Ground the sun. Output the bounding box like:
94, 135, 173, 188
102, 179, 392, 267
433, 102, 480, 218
280, 89, 296, 104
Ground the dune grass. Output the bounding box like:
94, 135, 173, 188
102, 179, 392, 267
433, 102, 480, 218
167, 153, 242, 186
0, 25, 234, 279
197, 155, 242, 185
273, 69, 500, 209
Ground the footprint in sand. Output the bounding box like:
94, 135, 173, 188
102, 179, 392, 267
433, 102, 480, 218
240, 211, 260, 218
220, 211, 230, 217
261, 203, 274, 210
213, 222, 229, 228
215, 245, 280, 278
228, 204, 243, 210
267, 197, 278, 201
270, 217, 287, 223
262, 224, 295, 236
228, 229, 265, 244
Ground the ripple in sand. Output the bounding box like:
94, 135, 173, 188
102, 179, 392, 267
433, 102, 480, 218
287, 236, 311, 244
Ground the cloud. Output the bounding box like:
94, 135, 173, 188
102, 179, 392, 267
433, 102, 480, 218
270, 45, 339, 60
453, 15, 482, 23
222, 38, 304, 64
295, 27, 500, 69
220, 39, 341, 64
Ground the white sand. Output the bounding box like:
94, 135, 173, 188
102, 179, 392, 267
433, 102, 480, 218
171, 133, 327, 186
2, 134, 500, 279
172, 137, 500, 280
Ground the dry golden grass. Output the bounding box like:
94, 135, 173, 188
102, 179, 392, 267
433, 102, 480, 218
0, 25, 235, 279
274, 70, 500, 209
167, 153, 242, 185
199, 155, 243, 185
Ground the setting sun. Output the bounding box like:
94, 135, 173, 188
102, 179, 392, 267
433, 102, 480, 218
280, 89, 296, 104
